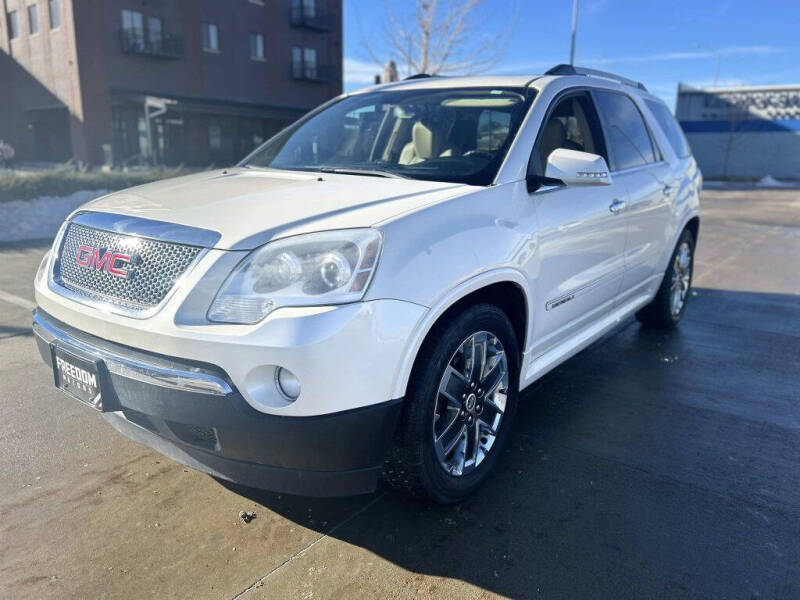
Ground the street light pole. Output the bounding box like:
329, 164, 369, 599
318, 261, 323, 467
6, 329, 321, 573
569, 0, 579, 65
695, 43, 721, 88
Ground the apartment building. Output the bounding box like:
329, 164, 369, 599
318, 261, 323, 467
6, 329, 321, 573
0, 0, 343, 166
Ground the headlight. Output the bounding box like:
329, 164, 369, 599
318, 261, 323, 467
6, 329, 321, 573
208, 229, 383, 324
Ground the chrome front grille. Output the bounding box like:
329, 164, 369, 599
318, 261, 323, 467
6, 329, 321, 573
53, 222, 203, 315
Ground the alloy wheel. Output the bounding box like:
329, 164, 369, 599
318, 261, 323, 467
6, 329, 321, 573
670, 241, 693, 317
432, 331, 509, 476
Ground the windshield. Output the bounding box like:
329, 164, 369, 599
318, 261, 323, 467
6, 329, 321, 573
242, 87, 535, 186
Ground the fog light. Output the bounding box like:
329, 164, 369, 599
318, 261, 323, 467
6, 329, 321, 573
275, 367, 300, 400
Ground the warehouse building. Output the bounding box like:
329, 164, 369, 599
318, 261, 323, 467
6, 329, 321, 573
676, 83, 800, 180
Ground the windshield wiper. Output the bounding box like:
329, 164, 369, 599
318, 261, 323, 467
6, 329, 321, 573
317, 167, 407, 179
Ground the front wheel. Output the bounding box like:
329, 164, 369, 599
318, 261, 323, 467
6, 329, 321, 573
383, 304, 520, 503
636, 228, 695, 329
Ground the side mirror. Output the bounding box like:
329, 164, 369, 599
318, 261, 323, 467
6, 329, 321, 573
544, 148, 612, 186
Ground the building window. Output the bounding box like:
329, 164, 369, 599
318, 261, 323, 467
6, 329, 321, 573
27, 4, 40, 34
7, 10, 20, 39
292, 0, 316, 18
292, 46, 317, 79
303, 48, 317, 79
147, 16, 163, 50
121, 9, 144, 51
209, 121, 222, 150
48, 0, 61, 29
202, 22, 219, 52
121, 9, 143, 33
249, 32, 264, 60
120, 10, 180, 58
121, 9, 144, 48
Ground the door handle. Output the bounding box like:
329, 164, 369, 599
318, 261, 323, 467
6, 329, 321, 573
663, 184, 674, 196
609, 199, 627, 214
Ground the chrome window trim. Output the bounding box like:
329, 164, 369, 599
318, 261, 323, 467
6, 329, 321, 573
47, 217, 211, 320
33, 311, 233, 396
610, 160, 667, 176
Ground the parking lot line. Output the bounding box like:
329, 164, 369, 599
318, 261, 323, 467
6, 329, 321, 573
0, 288, 36, 312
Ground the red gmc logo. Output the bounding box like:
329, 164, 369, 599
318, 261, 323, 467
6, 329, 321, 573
75, 245, 132, 278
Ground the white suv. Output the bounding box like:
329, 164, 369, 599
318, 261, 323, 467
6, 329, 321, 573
34, 65, 701, 503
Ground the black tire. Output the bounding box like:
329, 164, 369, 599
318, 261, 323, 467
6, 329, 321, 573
636, 228, 695, 329
383, 303, 520, 504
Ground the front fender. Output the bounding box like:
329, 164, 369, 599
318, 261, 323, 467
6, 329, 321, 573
388, 267, 530, 400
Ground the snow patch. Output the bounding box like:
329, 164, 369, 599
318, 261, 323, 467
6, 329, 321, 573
756, 175, 793, 188
0, 190, 109, 243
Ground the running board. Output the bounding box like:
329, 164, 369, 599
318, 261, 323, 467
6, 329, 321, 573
519, 293, 652, 391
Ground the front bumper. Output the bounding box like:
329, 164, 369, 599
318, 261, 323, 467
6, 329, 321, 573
33, 309, 403, 496
35, 248, 425, 417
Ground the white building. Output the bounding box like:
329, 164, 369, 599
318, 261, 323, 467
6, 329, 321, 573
676, 84, 800, 180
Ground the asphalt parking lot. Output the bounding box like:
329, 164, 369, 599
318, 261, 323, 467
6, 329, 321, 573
1, 188, 799, 599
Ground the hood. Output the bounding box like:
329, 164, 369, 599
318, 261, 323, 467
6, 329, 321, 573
79, 168, 470, 250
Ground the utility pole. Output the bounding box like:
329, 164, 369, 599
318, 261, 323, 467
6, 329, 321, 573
569, 0, 579, 65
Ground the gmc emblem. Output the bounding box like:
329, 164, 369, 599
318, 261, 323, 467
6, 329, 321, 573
75, 245, 133, 278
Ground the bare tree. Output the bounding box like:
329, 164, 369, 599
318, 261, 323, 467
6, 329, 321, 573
362, 0, 517, 77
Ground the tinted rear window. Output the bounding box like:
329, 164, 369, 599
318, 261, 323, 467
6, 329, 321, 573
594, 91, 656, 170
645, 99, 692, 158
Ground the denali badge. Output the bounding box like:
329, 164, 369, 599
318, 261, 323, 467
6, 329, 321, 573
76, 245, 134, 278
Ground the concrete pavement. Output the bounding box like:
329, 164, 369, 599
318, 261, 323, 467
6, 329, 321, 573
1, 189, 799, 599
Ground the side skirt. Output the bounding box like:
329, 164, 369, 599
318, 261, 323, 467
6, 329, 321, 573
519, 292, 653, 391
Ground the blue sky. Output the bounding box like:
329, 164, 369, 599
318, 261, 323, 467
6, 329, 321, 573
343, 0, 800, 110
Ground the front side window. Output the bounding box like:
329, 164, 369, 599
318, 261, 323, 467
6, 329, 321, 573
48, 0, 61, 29
7, 10, 20, 39
645, 99, 691, 159
202, 22, 219, 51
243, 87, 534, 186
249, 32, 264, 59
593, 91, 656, 170
535, 93, 606, 171
27, 4, 39, 34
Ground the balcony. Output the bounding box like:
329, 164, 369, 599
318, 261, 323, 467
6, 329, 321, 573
291, 63, 337, 83
120, 28, 183, 59
290, 6, 332, 31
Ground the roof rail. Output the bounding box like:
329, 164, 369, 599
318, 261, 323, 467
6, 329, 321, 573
545, 64, 648, 92
404, 73, 436, 80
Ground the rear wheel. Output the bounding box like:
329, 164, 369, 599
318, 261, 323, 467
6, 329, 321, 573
636, 228, 695, 329
383, 304, 520, 503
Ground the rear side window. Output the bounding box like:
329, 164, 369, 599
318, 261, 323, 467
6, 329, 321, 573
645, 99, 691, 158
594, 91, 656, 170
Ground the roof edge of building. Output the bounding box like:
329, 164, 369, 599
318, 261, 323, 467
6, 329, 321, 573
678, 82, 800, 94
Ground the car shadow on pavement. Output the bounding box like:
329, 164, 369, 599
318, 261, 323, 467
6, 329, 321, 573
221, 288, 800, 598
0, 324, 33, 340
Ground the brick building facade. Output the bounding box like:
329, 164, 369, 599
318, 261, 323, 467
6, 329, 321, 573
0, 0, 342, 166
